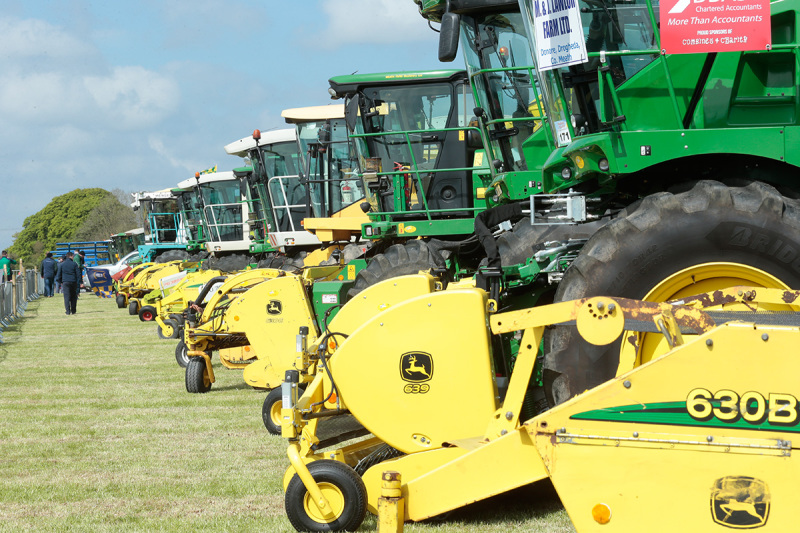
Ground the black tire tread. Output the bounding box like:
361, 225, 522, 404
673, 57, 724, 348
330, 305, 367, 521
155, 249, 189, 263
175, 340, 189, 368
545, 180, 800, 406
262, 388, 283, 435
347, 240, 444, 299
185, 357, 211, 393
284, 460, 367, 532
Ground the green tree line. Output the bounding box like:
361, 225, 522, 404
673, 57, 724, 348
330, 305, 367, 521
7, 188, 137, 266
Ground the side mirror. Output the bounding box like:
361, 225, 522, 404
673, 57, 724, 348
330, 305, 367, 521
345, 95, 360, 132
439, 12, 460, 62
466, 129, 483, 149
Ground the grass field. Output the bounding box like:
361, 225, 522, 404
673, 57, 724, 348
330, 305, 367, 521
0, 295, 575, 532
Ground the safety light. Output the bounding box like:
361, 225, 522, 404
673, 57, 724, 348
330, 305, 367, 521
499, 46, 509, 60
252, 129, 261, 140
234, 315, 240, 321
327, 338, 338, 352
365, 226, 374, 237
561, 166, 572, 180
592, 503, 611, 524
598, 158, 610, 172
326, 392, 338, 405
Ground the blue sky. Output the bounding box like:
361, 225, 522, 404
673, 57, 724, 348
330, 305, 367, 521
0, 0, 446, 251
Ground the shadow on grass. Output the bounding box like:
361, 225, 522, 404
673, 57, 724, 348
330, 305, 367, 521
420, 480, 567, 525
210, 382, 254, 392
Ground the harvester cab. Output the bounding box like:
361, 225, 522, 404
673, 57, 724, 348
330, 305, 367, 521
179, 167, 251, 272
224, 128, 305, 260
131, 189, 189, 263
328, 70, 489, 245
109, 228, 145, 262
172, 180, 207, 253
195, 170, 252, 256
281, 104, 369, 254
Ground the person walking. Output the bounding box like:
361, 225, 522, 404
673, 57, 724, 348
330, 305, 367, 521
55, 252, 80, 315
40, 252, 58, 297
0, 250, 17, 283
55, 257, 64, 294
74, 250, 86, 295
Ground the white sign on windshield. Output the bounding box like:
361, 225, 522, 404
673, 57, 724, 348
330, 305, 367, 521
532, 0, 588, 71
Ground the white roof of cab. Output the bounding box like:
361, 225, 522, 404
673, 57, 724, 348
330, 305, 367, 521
133, 188, 175, 200
197, 170, 237, 185
282, 104, 345, 124
176, 177, 197, 189
131, 188, 175, 208
224, 128, 296, 157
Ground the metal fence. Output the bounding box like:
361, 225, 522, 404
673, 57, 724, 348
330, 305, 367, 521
0, 268, 43, 342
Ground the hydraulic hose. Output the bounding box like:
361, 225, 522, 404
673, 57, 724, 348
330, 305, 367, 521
474, 202, 526, 268
192, 276, 227, 307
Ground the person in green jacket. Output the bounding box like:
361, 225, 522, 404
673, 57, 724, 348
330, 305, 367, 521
0, 250, 17, 283
74, 250, 86, 292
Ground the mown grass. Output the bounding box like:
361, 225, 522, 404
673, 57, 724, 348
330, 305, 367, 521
0, 295, 575, 532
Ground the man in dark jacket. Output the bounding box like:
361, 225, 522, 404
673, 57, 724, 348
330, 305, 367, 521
55, 252, 80, 315
40, 252, 58, 297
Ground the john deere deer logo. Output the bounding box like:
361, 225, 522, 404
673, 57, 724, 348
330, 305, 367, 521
267, 300, 282, 315
400, 352, 433, 383
711, 476, 770, 528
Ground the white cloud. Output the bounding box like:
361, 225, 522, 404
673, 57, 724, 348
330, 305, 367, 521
319, 0, 431, 46
148, 136, 204, 173
0, 16, 97, 62
0, 70, 94, 123
0, 15, 180, 130
85, 66, 180, 129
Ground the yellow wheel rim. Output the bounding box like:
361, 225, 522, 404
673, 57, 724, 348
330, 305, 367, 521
617, 262, 793, 374
202, 367, 211, 388
163, 325, 174, 337
270, 400, 281, 427
303, 482, 345, 523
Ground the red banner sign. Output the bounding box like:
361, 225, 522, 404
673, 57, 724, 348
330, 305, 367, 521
660, 0, 771, 54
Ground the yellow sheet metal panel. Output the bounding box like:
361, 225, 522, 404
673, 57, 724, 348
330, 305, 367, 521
399, 429, 549, 521
361, 447, 467, 515
325, 274, 436, 340
233, 275, 319, 389
331, 289, 496, 454
531, 322, 800, 532
218, 345, 256, 368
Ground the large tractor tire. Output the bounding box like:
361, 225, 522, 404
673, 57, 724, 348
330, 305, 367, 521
545, 180, 800, 406
185, 357, 212, 393
155, 249, 189, 263
347, 240, 445, 299
257, 252, 306, 271
285, 460, 367, 532
205, 254, 251, 273
496, 218, 607, 267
